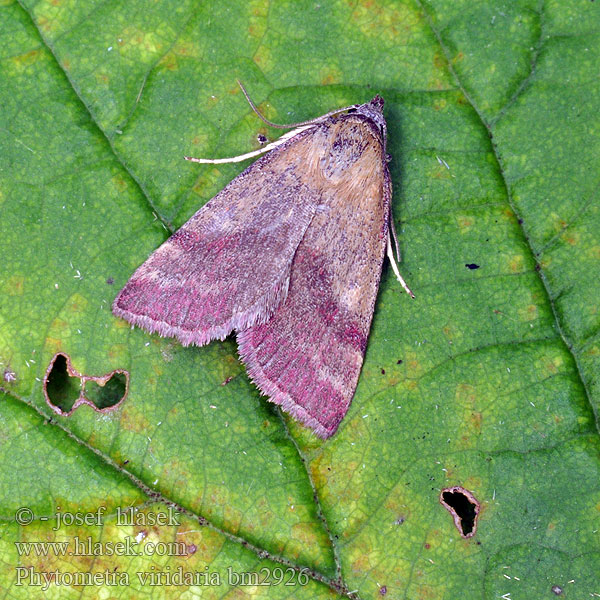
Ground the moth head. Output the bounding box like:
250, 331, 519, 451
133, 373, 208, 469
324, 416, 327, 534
354, 95, 387, 146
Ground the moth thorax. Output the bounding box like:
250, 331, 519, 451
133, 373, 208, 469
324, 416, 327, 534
320, 126, 376, 179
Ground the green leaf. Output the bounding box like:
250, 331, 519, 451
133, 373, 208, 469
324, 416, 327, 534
1, 0, 599, 598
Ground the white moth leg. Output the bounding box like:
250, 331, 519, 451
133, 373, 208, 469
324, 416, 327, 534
389, 216, 401, 263
185, 124, 314, 165
387, 233, 415, 298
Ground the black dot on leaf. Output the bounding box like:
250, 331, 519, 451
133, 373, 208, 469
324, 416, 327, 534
465, 263, 480, 270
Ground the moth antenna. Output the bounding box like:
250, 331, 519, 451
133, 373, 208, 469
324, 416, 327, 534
386, 234, 414, 298
237, 79, 360, 129
185, 124, 314, 164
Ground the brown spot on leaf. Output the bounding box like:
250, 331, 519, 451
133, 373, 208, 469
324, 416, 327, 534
433, 52, 445, 69
111, 174, 128, 192
43, 353, 128, 416
433, 98, 447, 111
6, 275, 24, 296
440, 486, 480, 538
457, 215, 475, 231
470, 411, 482, 433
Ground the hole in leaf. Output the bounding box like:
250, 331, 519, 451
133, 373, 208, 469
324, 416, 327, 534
44, 354, 81, 413
440, 486, 480, 538
83, 372, 127, 409
43, 352, 128, 416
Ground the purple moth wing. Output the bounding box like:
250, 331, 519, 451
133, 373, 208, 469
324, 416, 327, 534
237, 101, 390, 438
113, 128, 324, 347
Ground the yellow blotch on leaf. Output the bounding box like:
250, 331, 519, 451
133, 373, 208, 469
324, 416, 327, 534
433, 97, 448, 111
543, 353, 563, 375
561, 229, 580, 246
10, 49, 41, 72
111, 174, 129, 193
192, 527, 226, 563
190, 132, 210, 148
351, 550, 373, 573
503, 207, 516, 221
415, 583, 444, 600
550, 212, 568, 233
457, 215, 475, 232
159, 53, 179, 72
517, 303, 538, 322
585, 244, 600, 260
95, 71, 109, 85
291, 522, 320, 548
46, 317, 70, 342
352, 0, 418, 41
248, 0, 268, 39
222, 504, 243, 533
507, 254, 525, 273
44, 336, 63, 354
107, 343, 128, 363
67, 293, 88, 313
320, 66, 342, 86
455, 382, 477, 406
151, 361, 164, 377
117, 27, 164, 60
442, 322, 463, 344
37, 16, 57, 34
538, 255, 552, 269
113, 317, 131, 330
4, 275, 24, 296
457, 410, 483, 448
431, 164, 452, 180
402, 351, 423, 378
253, 44, 273, 71
120, 405, 152, 434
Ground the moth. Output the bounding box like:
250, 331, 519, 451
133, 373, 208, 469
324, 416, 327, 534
113, 82, 413, 438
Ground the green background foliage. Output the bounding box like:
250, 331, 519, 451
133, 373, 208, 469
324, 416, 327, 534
1, 0, 599, 598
